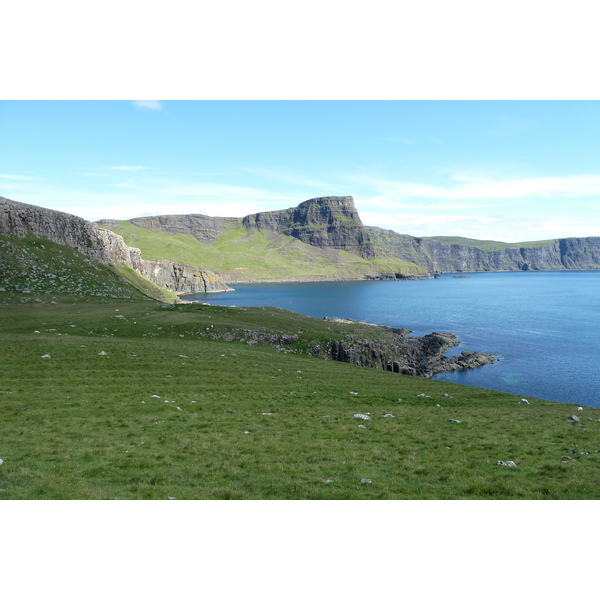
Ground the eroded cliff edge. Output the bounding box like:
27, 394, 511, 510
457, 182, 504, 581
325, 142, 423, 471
102, 195, 600, 278
0, 196, 231, 296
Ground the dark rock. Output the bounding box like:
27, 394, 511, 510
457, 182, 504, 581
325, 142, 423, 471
243, 196, 377, 259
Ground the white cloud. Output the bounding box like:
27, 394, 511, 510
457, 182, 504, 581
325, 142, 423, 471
131, 100, 163, 111
108, 165, 149, 171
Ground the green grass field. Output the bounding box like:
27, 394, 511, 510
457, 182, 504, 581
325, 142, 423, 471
2, 294, 600, 499
2, 231, 600, 500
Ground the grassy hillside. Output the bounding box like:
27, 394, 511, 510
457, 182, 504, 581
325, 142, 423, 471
103, 221, 423, 281
0, 232, 178, 304
428, 236, 556, 252
3, 295, 600, 500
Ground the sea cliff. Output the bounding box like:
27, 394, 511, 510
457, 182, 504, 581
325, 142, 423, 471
0, 196, 231, 295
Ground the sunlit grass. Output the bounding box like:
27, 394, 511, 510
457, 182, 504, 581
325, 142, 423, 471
2, 294, 600, 500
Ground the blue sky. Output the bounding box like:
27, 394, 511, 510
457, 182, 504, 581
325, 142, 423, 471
1, 100, 599, 242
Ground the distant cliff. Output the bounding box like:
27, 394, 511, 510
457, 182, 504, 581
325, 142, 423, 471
0, 196, 231, 295
369, 227, 600, 273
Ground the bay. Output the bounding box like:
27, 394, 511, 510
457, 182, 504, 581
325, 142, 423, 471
183, 271, 600, 408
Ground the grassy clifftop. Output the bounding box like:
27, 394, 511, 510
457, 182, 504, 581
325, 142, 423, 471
428, 236, 556, 252
105, 220, 422, 282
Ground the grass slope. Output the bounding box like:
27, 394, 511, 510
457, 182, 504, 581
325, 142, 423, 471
2, 293, 600, 499
103, 221, 422, 281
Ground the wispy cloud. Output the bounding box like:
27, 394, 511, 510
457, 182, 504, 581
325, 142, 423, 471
131, 100, 163, 111
108, 165, 149, 171
0, 173, 39, 181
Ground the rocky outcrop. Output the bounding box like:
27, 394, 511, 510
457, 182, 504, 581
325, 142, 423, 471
0, 196, 231, 295
242, 196, 377, 259
309, 328, 496, 378
137, 260, 230, 294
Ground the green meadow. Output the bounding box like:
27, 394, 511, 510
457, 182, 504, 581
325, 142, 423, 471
2, 232, 600, 500
103, 221, 422, 280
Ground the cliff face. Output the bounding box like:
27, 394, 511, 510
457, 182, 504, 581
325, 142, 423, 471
0, 196, 231, 295
369, 226, 600, 273
128, 214, 242, 244
243, 196, 377, 258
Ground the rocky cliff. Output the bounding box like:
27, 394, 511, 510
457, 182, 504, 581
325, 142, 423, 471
0, 196, 231, 295
107, 195, 600, 276
242, 196, 377, 259
369, 227, 600, 273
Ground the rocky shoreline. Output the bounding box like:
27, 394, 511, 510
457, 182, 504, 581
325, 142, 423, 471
309, 324, 496, 378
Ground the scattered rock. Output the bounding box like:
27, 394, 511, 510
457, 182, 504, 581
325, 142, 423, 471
41, 354, 51, 358
568, 415, 581, 424
577, 406, 583, 411
353, 413, 371, 420
561, 456, 572, 461
349, 391, 358, 395
443, 393, 453, 398
323, 479, 333, 483
520, 398, 530, 405
151, 395, 161, 398
360, 478, 372, 484
357, 424, 367, 428
496, 461, 517, 467
167, 496, 177, 500
381, 414, 395, 418
98, 351, 108, 356
0, 458, 3, 466
447, 419, 462, 423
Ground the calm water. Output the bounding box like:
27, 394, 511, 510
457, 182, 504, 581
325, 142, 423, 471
183, 272, 600, 407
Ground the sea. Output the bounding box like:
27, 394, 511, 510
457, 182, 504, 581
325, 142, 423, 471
182, 271, 600, 408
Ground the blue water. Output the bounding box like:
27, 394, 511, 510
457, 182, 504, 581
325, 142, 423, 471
183, 272, 600, 407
